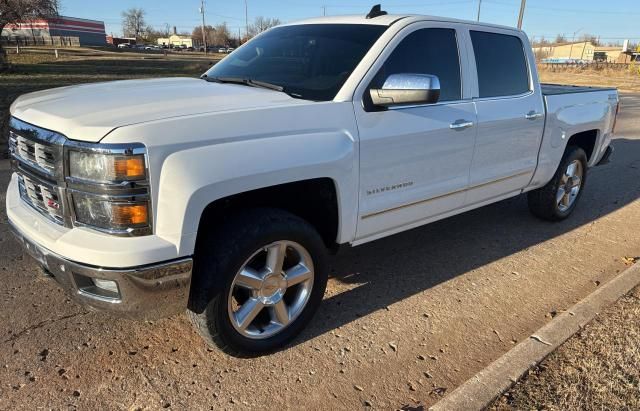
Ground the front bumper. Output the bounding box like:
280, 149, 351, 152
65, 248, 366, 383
10, 221, 192, 320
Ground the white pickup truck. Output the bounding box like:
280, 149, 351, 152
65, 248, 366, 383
7, 8, 618, 355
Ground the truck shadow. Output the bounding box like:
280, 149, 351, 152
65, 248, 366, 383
296, 136, 640, 346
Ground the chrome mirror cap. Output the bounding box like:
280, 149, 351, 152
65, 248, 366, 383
370, 73, 441, 107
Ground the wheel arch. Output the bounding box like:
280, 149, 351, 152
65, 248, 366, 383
195, 178, 341, 251
566, 129, 598, 162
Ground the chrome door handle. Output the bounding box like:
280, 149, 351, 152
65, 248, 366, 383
449, 119, 474, 131
525, 111, 543, 120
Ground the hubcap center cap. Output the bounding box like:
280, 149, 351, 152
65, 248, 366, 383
258, 274, 286, 304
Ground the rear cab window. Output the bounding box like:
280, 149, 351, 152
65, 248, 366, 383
470, 30, 530, 98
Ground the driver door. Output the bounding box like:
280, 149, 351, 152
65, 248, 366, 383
353, 24, 477, 241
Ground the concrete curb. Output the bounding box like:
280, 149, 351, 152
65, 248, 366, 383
430, 262, 640, 411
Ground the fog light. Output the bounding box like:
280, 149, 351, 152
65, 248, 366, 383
92, 278, 119, 294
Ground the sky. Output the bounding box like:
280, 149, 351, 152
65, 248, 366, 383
58, 0, 639, 44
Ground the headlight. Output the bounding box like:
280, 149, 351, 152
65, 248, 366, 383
66, 144, 151, 236
69, 151, 146, 183
72, 193, 149, 232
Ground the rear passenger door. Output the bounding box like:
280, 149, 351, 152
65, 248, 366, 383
465, 29, 545, 205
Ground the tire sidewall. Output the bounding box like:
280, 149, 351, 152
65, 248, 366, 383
201, 211, 328, 355
552, 147, 588, 219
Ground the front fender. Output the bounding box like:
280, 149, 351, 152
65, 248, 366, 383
155, 129, 358, 256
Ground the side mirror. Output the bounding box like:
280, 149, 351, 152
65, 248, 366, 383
369, 73, 440, 107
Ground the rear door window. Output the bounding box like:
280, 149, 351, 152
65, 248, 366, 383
470, 31, 529, 98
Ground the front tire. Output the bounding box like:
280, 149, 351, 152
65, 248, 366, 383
188, 208, 328, 356
528, 145, 588, 221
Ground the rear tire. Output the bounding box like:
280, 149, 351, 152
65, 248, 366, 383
188, 208, 328, 357
528, 145, 588, 221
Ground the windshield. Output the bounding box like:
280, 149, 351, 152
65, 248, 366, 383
204, 24, 387, 101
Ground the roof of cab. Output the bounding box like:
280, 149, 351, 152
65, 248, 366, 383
282, 14, 520, 33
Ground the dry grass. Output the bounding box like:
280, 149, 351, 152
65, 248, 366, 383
492, 286, 640, 410
538, 64, 640, 93
0, 47, 218, 153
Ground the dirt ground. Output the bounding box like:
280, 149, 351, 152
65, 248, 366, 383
1, 50, 640, 409
492, 286, 640, 410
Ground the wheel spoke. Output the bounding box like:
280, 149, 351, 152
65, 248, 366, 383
265, 243, 287, 275
562, 193, 571, 207
235, 267, 263, 290
271, 300, 290, 326
566, 162, 577, 177
556, 187, 566, 205
571, 176, 581, 188
285, 263, 313, 287
234, 298, 263, 330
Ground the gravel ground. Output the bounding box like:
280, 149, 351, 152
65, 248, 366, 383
492, 285, 640, 410
0, 88, 639, 409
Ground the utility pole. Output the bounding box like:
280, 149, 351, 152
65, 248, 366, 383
245, 0, 249, 41
322, 6, 327, 16
568, 28, 583, 60
199, 0, 207, 53
517, 0, 526, 29
476, 0, 482, 22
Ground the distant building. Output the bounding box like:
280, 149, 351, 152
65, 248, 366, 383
157, 34, 200, 48
1, 16, 106, 46
107, 35, 136, 46
534, 41, 629, 63
157, 26, 200, 48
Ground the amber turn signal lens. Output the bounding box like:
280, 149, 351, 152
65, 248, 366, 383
112, 203, 148, 226
113, 157, 145, 179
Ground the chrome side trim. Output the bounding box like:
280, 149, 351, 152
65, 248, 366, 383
361, 171, 531, 219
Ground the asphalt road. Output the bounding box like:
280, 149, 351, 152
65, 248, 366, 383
1, 94, 639, 410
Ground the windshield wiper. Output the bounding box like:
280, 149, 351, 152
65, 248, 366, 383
203, 75, 284, 92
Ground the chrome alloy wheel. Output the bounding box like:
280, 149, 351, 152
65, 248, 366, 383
227, 241, 314, 339
557, 159, 583, 212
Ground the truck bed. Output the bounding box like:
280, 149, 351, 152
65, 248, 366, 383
541, 83, 617, 95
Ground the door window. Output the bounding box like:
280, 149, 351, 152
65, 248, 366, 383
371, 28, 462, 102
470, 31, 529, 98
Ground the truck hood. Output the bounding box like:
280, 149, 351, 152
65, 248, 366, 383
10, 77, 303, 143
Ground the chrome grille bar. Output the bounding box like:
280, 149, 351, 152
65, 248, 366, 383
9, 117, 67, 226
17, 173, 65, 224
9, 118, 65, 180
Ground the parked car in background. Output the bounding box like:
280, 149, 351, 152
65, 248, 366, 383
7, 8, 618, 356
217, 47, 227, 53
226, 47, 235, 53
117, 43, 131, 49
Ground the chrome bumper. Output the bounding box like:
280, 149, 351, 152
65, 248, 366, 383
10, 221, 192, 320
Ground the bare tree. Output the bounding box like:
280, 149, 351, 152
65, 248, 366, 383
554, 34, 567, 44
578, 33, 600, 46
192, 25, 215, 46
121, 8, 146, 40
247, 16, 281, 38
212, 23, 230, 46
0, 0, 60, 69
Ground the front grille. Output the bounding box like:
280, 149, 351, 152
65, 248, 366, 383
9, 117, 67, 226
12, 132, 57, 174
17, 173, 65, 224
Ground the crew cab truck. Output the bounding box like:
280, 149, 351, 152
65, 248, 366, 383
7, 8, 618, 356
